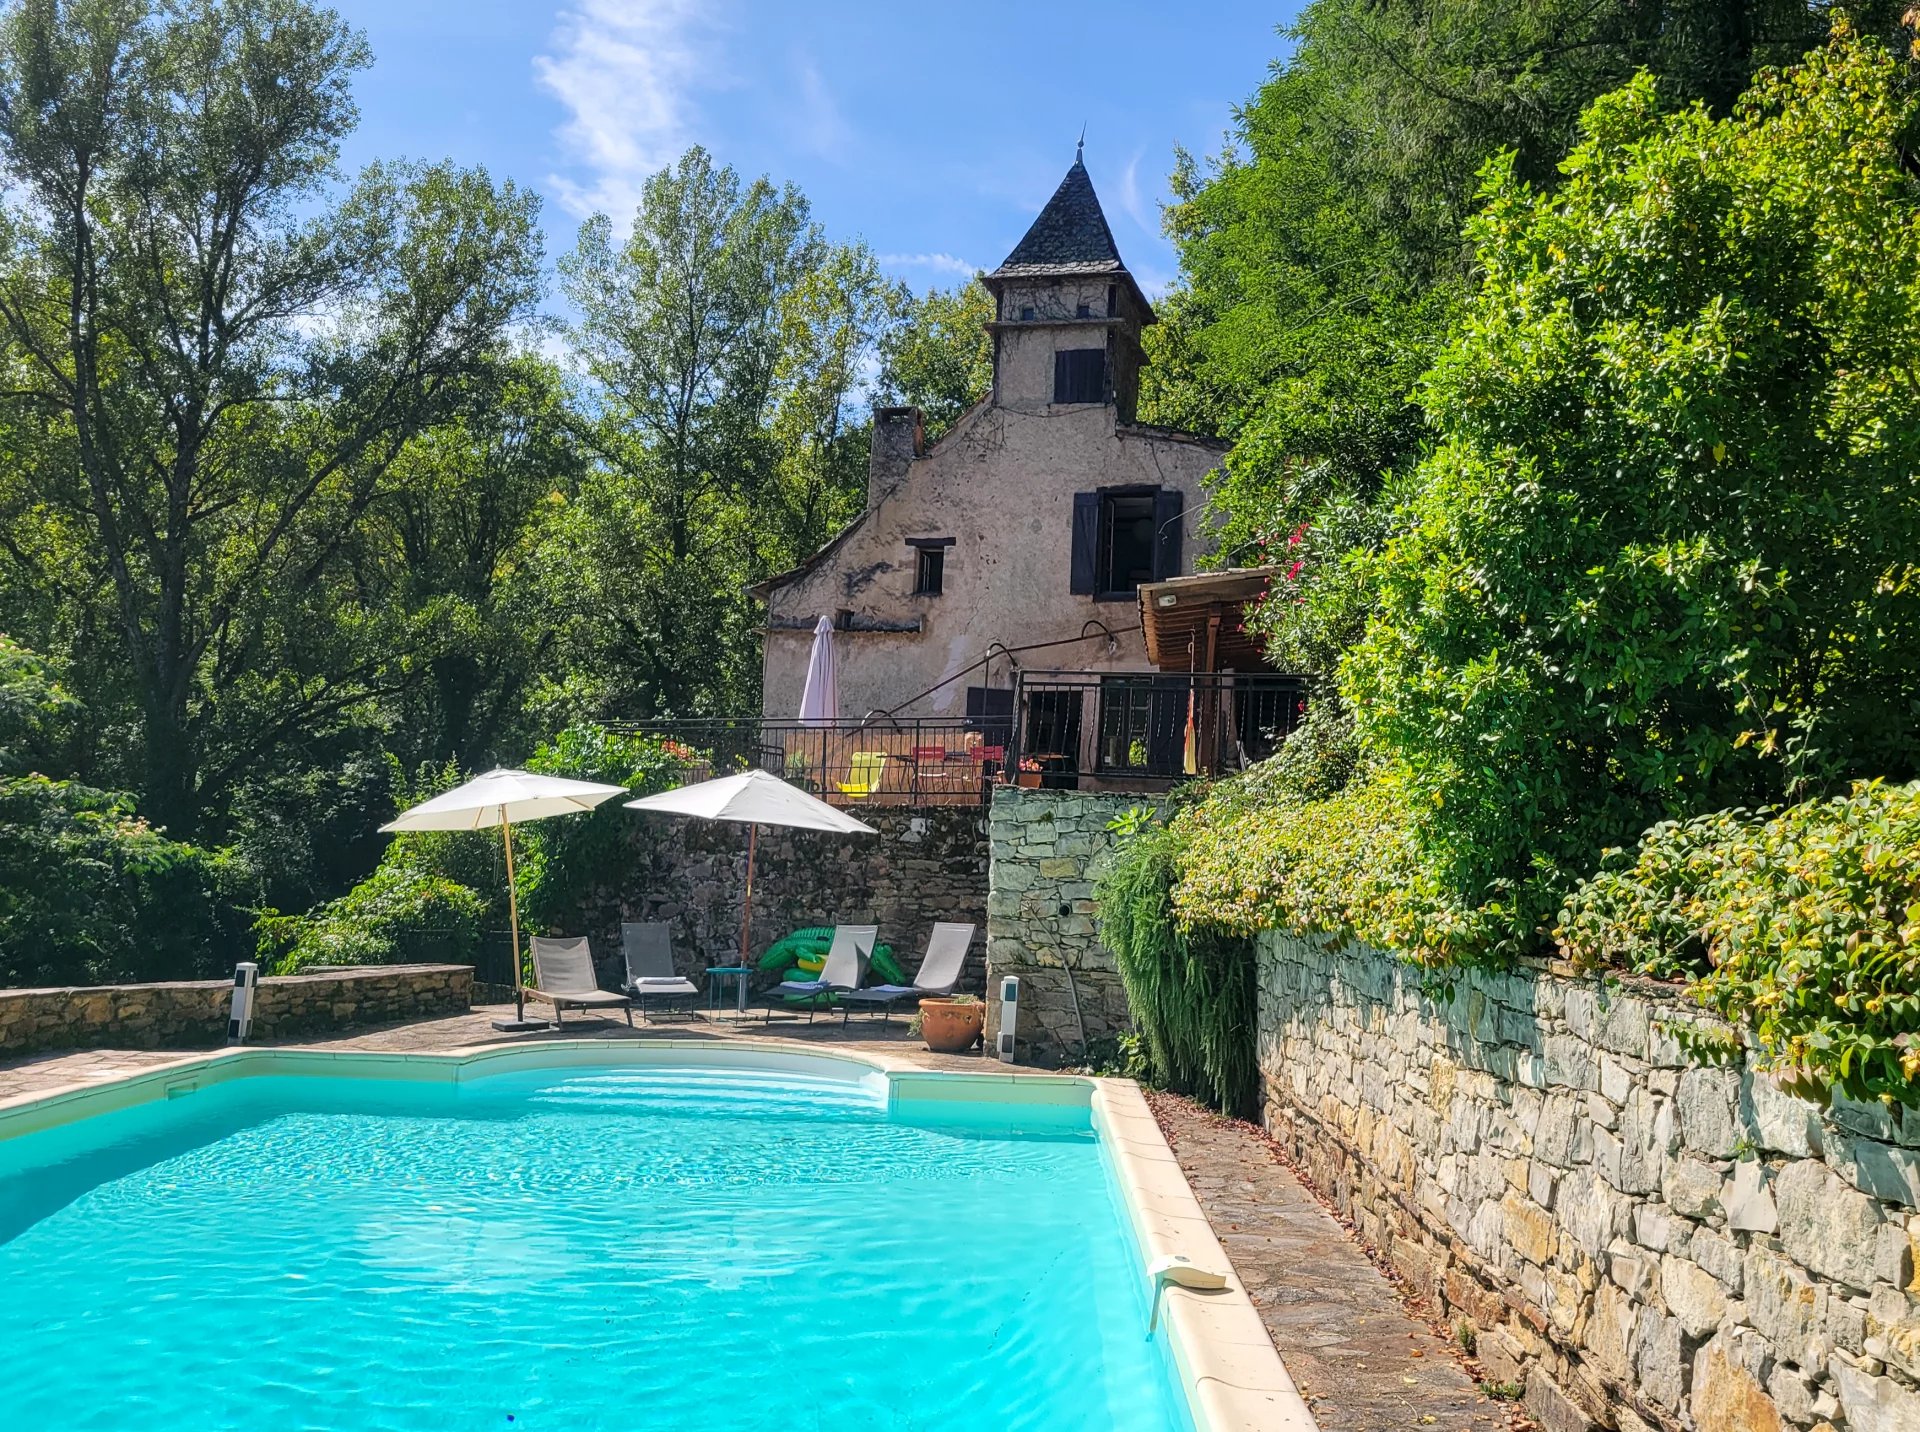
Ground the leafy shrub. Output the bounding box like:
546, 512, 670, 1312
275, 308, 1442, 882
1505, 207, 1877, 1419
1339, 28, 1920, 944
0, 774, 249, 986
1174, 766, 1512, 966
1096, 813, 1258, 1117
516, 723, 693, 933
1560, 781, 1920, 1104
257, 861, 488, 974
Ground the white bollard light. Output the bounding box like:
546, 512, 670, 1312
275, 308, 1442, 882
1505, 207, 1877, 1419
996, 974, 1019, 1063
228, 961, 259, 1045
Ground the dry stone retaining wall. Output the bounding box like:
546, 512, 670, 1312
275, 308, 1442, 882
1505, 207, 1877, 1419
1258, 933, 1920, 1432
984, 787, 1140, 1060
566, 804, 989, 994
0, 964, 473, 1056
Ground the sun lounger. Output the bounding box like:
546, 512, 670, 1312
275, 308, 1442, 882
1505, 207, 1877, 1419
526, 935, 634, 1029
764, 924, 874, 1024
837, 922, 975, 1025
621, 921, 698, 1023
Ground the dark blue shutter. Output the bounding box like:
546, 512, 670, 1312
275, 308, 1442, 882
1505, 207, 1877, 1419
1152, 489, 1184, 580
1070, 492, 1099, 594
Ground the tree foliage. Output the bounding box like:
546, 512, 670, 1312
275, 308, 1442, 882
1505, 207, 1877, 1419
877, 277, 993, 442
1155, 28, 1920, 1106
553, 147, 902, 718
0, 0, 544, 838
1345, 28, 1920, 935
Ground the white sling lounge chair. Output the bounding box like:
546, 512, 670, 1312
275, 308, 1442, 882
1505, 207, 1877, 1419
621, 921, 699, 1023
527, 935, 634, 1029
837, 922, 975, 1026
763, 924, 874, 1024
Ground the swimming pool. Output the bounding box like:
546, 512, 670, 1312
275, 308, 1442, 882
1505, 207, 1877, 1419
0, 1045, 1307, 1432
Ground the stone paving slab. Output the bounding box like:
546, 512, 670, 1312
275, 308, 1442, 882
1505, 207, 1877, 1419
1148, 1092, 1533, 1432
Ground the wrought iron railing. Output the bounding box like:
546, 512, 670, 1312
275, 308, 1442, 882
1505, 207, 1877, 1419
608, 716, 1006, 806
1007, 670, 1309, 787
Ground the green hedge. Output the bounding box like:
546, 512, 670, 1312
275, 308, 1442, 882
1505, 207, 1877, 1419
1096, 811, 1258, 1117
1154, 767, 1920, 1107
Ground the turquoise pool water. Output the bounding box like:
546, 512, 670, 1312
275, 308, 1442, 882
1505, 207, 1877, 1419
0, 1064, 1190, 1431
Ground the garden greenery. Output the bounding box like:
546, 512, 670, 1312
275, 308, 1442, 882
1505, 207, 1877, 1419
1094, 810, 1258, 1117
257, 725, 695, 976
1107, 29, 1920, 1111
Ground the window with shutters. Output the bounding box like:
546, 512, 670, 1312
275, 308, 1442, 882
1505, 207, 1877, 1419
1070, 487, 1183, 599
1099, 493, 1155, 592
1053, 348, 1106, 404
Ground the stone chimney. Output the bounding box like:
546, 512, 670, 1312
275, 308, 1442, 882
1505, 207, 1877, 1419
868, 405, 924, 507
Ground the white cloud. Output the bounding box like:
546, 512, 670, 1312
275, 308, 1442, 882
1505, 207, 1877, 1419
534, 0, 718, 221
1119, 149, 1154, 236
794, 56, 852, 162
878, 252, 978, 279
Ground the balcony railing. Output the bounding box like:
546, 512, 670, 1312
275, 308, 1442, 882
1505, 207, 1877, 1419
614, 672, 1307, 806
1007, 669, 1308, 788
608, 717, 1007, 807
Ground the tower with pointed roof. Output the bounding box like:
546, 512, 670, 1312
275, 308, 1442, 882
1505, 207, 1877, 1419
750, 146, 1226, 737
981, 145, 1153, 421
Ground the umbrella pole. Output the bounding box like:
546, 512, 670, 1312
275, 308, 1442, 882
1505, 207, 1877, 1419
503, 817, 524, 1023
739, 821, 757, 966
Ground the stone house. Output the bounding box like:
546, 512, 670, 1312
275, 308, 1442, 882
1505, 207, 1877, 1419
751, 150, 1229, 745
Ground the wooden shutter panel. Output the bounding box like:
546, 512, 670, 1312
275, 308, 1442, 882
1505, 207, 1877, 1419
1070, 492, 1100, 594
1152, 488, 1184, 580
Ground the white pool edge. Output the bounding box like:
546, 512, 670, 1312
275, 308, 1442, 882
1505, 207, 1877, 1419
0, 1041, 1316, 1432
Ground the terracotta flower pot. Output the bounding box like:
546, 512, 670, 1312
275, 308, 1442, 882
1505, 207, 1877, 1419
919, 998, 984, 1054
1015, 771, 1042, 788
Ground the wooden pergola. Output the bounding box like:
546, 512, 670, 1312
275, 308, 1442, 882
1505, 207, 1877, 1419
1137, 566, 1281, 674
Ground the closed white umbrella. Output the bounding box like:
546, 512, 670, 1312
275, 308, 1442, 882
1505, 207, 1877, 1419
625, 770, 875, 979
382, 767, 628, 1029
797, 614, 839, 726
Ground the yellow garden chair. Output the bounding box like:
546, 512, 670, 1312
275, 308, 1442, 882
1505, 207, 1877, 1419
837, 752, 888, 800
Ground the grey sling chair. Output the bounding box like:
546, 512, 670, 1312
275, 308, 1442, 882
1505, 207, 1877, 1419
762, 924, 874, 1025
836, 922, 975, 1026
526, 935, 634, 1029
621, 921, 699, 1022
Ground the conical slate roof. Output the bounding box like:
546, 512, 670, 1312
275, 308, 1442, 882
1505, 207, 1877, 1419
991, 155, 1126, 276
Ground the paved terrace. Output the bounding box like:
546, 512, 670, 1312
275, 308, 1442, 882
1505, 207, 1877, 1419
1, 1005, 1531, 1430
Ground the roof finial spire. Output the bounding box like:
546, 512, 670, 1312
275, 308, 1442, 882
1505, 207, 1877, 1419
1076, 123, 1085, 165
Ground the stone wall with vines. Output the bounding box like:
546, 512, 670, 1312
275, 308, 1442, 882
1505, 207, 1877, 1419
1259, 934, 1920, 1432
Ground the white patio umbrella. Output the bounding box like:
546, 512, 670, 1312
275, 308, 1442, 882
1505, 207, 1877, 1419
624, 769, 875, 973
797, 614, 839, 726
381, 767, 628, 1029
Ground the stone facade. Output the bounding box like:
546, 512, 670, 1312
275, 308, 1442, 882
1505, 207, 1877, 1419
985, 786, 1140, 1060
1257, 933, 1920, 1432
753, 155, 1225, 726
566, 805, 989, 995
0, 964, 473, 1056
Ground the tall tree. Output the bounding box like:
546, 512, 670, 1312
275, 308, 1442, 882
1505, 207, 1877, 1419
1148, 0, 1914, 717
556, 146, 892, 717
877, 277, 993, 442
0, 0, 543, 837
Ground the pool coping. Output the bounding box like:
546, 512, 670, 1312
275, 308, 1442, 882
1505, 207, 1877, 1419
0, 1039, 1316, 1432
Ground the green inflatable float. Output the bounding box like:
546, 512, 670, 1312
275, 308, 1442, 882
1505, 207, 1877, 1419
757, 926, 906, 1002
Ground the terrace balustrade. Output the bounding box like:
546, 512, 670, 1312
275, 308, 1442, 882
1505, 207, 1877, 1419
614, 670, 1308, 808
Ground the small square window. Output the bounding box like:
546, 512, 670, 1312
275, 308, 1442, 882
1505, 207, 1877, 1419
1076, 303, 1091, 318
1019, 305, 1035, 320
914, 546, 944, 596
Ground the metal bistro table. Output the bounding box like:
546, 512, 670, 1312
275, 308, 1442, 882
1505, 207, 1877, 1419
705, 964, 752, 1019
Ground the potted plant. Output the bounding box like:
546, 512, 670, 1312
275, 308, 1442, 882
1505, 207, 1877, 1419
1015, 757, 1043, 788
913, 994, 985, 1053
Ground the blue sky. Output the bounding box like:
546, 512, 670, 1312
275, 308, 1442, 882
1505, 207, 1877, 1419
324, 1, 1299, 302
